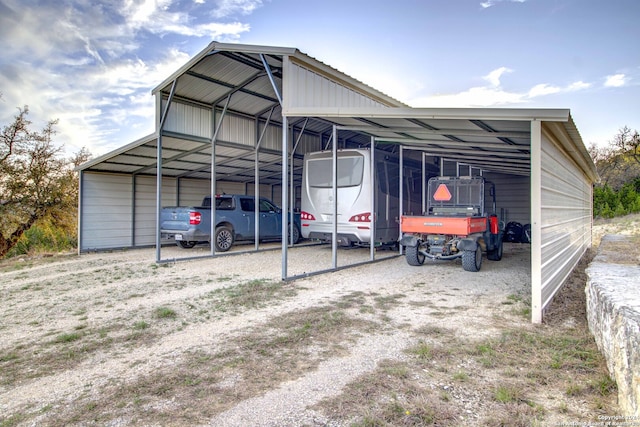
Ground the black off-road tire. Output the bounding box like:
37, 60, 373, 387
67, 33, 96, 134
487, 238, 503, 261
177, 240, 197, 249
214, 226, 234, 252
405, 244, 426, 266
462, 246, 482, 272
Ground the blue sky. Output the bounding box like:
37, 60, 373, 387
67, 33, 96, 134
1, 0, 638, 157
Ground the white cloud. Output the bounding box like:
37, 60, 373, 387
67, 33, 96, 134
527, 83, 561, 97
567, 81, 591, 91
483, 67, 512, 87
604, 74, 627, 87
212, 0, 264, 18
406, 70, 594, 108
160, 21, 250, 38
410, 85, 525, 108
0, 0, 259, 156
480, 0, 526, 9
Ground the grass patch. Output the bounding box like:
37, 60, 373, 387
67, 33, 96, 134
373, 293, 405, 310
42, 305, 378, 426
494, 384, 523, 403
313, 271, 615, 427
52, 332, 82, 344
314, 359, 459, 426
205, 278, 297, 313
133, 321, 150, 330
154, 307, 177, 319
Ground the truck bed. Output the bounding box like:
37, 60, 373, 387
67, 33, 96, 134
401, 215, 488, 236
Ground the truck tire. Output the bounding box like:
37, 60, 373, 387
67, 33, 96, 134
462, 246, 482, 272
487, 238, 503, 261
177, 241, 197, 249
290, 224, 301, 245
405, 244, 426, 266
215, 226, 234, 252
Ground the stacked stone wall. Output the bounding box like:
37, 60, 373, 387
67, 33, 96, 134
586, 235, 640, 416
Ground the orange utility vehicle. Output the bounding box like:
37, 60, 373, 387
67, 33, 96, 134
399, 176, 504, 272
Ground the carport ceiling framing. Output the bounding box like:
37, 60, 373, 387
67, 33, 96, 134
329, 117, 533, 176
282, 107, 586, 177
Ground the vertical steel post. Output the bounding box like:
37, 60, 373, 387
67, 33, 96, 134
398, 145, 404, 256
255, 119, 260, 251
131, 175, 136, 248
210, 95, 231, 256
156, 79, 177, 263
530, 120, 543, 323
331, 125, 338, 269
370, 137, 375, 261
281, 115, 288, 279
77, 171, 84, 254
290, 118, 308, 246
422, 152, 427, 214
254, 107, 274, 250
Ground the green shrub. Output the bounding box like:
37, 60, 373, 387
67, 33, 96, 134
6, 219, 76, 258
593, 182, 640, 219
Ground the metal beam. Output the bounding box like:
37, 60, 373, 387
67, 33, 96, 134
156, 79, 177, 263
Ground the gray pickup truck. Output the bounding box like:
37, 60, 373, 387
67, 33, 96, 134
160, 194, 301, 251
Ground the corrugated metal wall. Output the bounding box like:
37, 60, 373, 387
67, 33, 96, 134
80, 172, 134, 250
134, 176, 177, 247
80, 172, 278, 251
484, 172, 531, 225
539, 130, 592, 311
284, 62, 390, 110
80, 173, 182, 250
164, 102, 212, 139
219, 114, 257, 147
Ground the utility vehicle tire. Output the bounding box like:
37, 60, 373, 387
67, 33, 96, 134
214, 226, 234, 252
177, 241, 197, 249
462, 246, 482, 272
405, 244, 426, 266
487, 238, 503, 261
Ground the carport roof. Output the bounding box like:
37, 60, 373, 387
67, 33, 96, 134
282, 106, 597, 180
77, 42, 597, 183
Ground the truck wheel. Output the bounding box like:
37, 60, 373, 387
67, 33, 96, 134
462, 246, 482, 272
177, 241, 197, 249
487, 239, 503, 261
290, 224, 301, 244
215, 226, 234, 252
405, 245, 425, 266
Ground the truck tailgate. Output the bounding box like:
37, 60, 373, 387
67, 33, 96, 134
160, 208, 192, 231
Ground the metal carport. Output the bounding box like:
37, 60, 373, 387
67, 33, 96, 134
77, 42, 598, 323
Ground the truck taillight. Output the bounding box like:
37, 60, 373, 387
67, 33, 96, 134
349, 212, 372, 222
189, 211, 201, 225
300, 211, 316, 221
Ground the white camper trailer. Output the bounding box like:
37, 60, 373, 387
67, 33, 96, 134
300, 148, 427, 247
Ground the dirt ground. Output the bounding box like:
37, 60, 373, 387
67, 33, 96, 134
0, 216, 631, 426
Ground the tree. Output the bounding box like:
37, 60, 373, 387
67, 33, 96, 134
0, 106, 91, 258
589, 127, 640, 190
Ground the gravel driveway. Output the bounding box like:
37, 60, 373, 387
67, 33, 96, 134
0, 241, 616, 426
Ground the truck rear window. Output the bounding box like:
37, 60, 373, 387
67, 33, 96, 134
216, 198, 234, 210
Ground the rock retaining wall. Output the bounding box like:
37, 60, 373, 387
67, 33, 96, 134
586, 235, 640, 416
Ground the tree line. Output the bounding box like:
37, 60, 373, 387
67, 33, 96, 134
589, 127, 640, 218
1, 98, 638, 258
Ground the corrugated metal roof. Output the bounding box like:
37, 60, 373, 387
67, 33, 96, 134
78, 43, 597, 185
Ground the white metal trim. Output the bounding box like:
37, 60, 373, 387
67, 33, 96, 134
530, 120, 543, 323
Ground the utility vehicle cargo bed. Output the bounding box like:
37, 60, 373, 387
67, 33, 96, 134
400, 215, 488, 236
